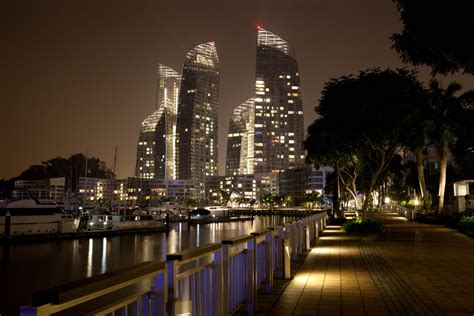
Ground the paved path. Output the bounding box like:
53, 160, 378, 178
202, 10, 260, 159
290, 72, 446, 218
269, 211, 474, 315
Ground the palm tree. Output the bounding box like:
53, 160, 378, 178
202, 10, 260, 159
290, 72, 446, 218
429, 80, 474, 213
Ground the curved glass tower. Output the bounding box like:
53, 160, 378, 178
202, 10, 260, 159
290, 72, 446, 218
226, 98, 255, 176
176, 42, 219, 198
225, 27, 305, 181
254, 27, 305, 173
135, 64, 181, 179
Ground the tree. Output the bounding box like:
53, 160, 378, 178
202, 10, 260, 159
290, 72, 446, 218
450, 107, 474, 180
428, 80, 474, 212
1, 153, 114, 198
400, 87, 432, 211
391, 0, 474, 75
305, 68, 427, 216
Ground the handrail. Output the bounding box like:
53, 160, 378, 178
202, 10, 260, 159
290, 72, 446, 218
23, 261, 166, 316
32, 261, 164, 306
166, 243, 221, 261
222, 235, 254, 245
251, 228, 271, 236
21, 211, 328, 316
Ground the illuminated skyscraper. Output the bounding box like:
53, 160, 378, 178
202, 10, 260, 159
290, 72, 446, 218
135, 64, 181, 179
175, 42, 219, 198
254, 27, 305, 173
226, 98, 255, 176
225, 27, 305, 179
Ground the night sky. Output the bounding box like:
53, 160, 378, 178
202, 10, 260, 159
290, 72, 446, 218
2, 0, 473, 180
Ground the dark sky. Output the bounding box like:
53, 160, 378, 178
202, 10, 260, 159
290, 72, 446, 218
2, 0, 473, 180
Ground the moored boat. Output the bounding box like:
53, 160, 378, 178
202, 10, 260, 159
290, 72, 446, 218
0, 199, 76, 236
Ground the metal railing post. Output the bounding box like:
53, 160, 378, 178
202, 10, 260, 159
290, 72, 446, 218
275, 229, 283, 279
291, 223, 298, 260
304, 225, 310, 251
220, 244, 230, 315
166, 260, 178, 315
19, 307, 38, 316
151, 271, 166, 316
246, 237, 256, 316
213, 249, 223, 316
282, 238, 291, 279
264, 232, 273, 293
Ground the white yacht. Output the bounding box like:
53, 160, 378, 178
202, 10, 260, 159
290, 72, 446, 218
80, 213, 165, 231
0, 199, 76, 236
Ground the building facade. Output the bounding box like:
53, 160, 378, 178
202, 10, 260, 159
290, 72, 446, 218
225, 98, 255, 176
77, 177, 112, 205
176, 42, 219, 198
225, 27, 305, 180
135, 64, 181, 179
253, 27, 305, 173
14, 177, 65, 201
224, 27, 306, 201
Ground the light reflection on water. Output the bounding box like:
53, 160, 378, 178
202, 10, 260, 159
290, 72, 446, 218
0, 216, 292, 315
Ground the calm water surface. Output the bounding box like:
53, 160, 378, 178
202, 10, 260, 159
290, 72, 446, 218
0, 216, 290, 315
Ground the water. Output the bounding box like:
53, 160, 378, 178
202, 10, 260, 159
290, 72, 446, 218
0, 216, 289, 315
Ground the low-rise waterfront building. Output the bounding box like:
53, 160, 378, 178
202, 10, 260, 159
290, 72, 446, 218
14, 177, 66, 200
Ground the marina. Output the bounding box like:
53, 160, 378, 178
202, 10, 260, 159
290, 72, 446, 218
0, 214, 312, 315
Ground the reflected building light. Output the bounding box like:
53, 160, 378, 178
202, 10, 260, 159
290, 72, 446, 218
196, 224, 200, 247
178, 223, 182, 252
210, 223, 216, 243
87, 238, 93, 277
101, 237, 107, 274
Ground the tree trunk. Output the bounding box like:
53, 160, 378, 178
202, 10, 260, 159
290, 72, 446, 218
333, 164, 341, 218
415, 147, 431, 211
438, 143, 449, 214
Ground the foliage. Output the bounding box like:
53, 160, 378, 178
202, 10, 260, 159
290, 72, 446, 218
417, 213, 474, 237
342, 218, 385, 233
391, 0, 474, 75
427, 80, 474, 212
303, 192, 322, 208
457, 216, 474, 235
327, 216, 347, 225
0, 153, 114, 197
304, 68, 427, 215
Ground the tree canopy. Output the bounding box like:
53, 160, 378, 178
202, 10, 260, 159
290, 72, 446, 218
304, 68, 428, 214
0, 153, 114, 198
391, 0, 474, 75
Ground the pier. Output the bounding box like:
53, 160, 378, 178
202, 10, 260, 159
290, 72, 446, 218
19, 212, 328, 315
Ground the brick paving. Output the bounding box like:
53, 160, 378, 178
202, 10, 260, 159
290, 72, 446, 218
266, 211, 474, 315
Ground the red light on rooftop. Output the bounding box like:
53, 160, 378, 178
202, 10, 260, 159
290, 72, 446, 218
256, 24, 262, 29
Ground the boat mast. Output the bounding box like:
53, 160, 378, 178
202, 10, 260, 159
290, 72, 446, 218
110, 146, 117, 212
83, 154, 88, 209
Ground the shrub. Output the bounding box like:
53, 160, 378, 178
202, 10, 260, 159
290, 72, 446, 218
342, 218, 384, 233
327, 217, 347, 225
457, 216, 474, 235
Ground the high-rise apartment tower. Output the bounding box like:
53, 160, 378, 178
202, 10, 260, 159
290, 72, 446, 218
176, 42, 219, 197
226, 27, 305, 177
135, 64, 181, 179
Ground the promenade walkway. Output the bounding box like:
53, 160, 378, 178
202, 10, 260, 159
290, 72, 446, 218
269, 211, 474, 315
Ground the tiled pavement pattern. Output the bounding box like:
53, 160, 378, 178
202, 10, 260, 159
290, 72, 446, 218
267, 212, 474, 315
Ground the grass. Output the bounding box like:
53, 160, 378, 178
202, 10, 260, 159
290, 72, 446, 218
342, 218, 384, 233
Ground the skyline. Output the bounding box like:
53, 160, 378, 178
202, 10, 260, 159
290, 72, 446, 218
2, 0, 473, 180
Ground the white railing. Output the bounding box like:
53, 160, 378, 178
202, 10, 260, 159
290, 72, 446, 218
20, 261, 167, 316
20, 211, 327, 316
380, 204, 416, 220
